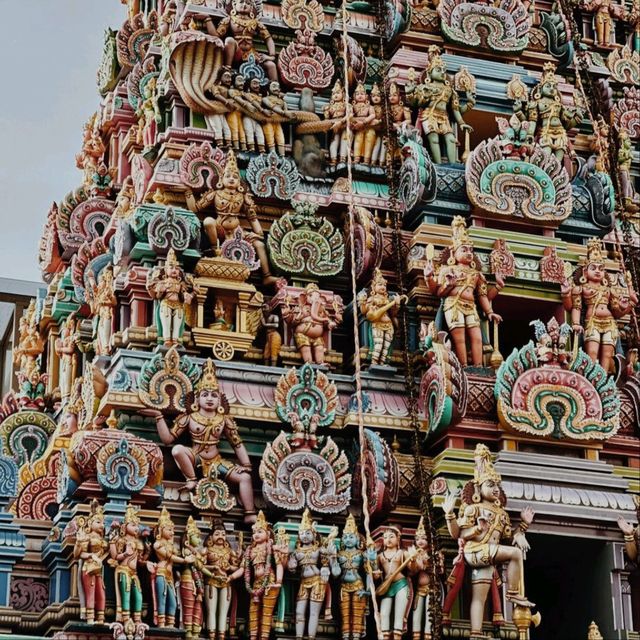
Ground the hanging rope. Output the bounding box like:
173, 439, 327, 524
338, 6, 384, 638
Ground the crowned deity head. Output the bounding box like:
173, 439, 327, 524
194, 359, 223, 413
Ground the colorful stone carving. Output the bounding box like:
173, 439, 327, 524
618, 128, 640, 213
259, 364, 351, 512
607, 44, 640, 84
617, 495, 639, 562
495, 317, 621, 440
180, 517, 209, 640
583, 0, 626, 46
54, 314, 79, 402
613, 86, 640, 140
246, 151, 301, 200
87, 264, 117, 355
116, 10, 158, 69
409, 517, 435, 640
398, 123, 437, 214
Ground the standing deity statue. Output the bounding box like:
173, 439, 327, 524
73, 499, 108, 625
324, 80, 350, 166
108, 505, 150, 623
146, 249, 198, 346
618, 128, 640, 213
184, 150, 276, 285
149, 508, 192, 629
76, 114, 107, 188
261, 303, 282, 367
148, 359, 257, 523
14, 300, 44, 377
226, 74, 249, 151
204, 69, 234, 148
617, 495, 640, 563
239, 77, 268, 153
357, 269, 407, 367
262, 81, 292, 156
203, 520, 242, 640
138, 76, 162, 151
287, 510, 340, 640
515, 62, 583, 162
409, 518, 435, 640
369, 83, 387, 166
405, 46, 475, 164
181, 517, 211, 640
88, 265, 117, 356
337, 514, 377, 640
55, 313, 79, 401
350, 82, 377, 165
584, 0, 625, 45
388, 82, 412, 132
561, 238, 638, 373
373, 527, 416, 640
243, 511, 289, 640
441, 444, 535, 639
423, 217, 503, 367
282, 283, 341, 365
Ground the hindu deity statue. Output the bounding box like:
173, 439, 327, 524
13, 300, 44, 378
184, 150, 276, 285
409, 518, 433, 640
89, 265, 117, 356
423, 217, 503, 367
324, 80, 349, 166
357, 269, 407, 367
617, 495, 640, 562
368, 83, 387, 166
211, 0, 278, 82
261, 303, 282, 367
262, 81, 292, 156
618, 128, 640, 213
373, 527, 416, 640
138, 76, 162, 151
337, 514, 377, 640
239, 77, 268, 153
350, 82, 377, 165
76, 114, 106, 188
181, 517, 211, 640
149, 359, 257, 523
108, 504, 150, 623
226, 74, 248, 151
388, 82, 412, 132
146, 249, 198, 346
243, 511, 288, 640
287, 510, 340, 640
204, 69, 234, 148
114, 176, 135, 220
561, 238, 638, 373
150, 508, 192, 629
54, 314, 78, 401
203, 520, 242, 640
282, 283, 340, 365
73, 499, 108, 625
442, 444, 535, 639
515, 62, 584, 163
405, 46, 475, 164
583, 0, 625, 45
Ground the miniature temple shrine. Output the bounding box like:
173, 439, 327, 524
2, 0, 639, 638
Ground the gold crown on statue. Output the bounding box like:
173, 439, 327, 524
124, 504, 140, 526
195, 359, 220, 393
186, 516, 201, 539
370, 83, 381, 98
87, 499, 105, 528
371, 268, 387, 290
415, 516, 426, 538
586, 238, 605, 265
343, 514, 358, 536
223, 149, 240, 178
354, 81, 367, 97
331, 79, 344, 97
427, 45, 445, 73
166, 248, 179, 268
253, 510, 269, 532
156, 506, 173, 533
389, 81, 400, 98
473, 444, 501, 485
541, 62, 558, 87
299, 508, 315, 533
451, 216, 473, 251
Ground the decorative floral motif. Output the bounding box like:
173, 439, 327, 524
0, 412, 56, 469
220, 228, 260, 271
246, 151, 301, 200
179, 141, 225, 189
607, 45, 640, 85
147, 206, 196, 254
96, 438, 150, 494
539, 246, 565, 284
281, 0, 324, 30
190, 473, 236, 512
127, 57, 159, 112
348, 206, 383, 285
57, 189, 115, 254
277, 29, 335, 90
0, 455, 18, 498
10, 578, 49, 613
490, 239, 516, 279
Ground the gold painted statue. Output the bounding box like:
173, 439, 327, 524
88, 265, 117, 356
55, 314, 79, 401
584, 0, 625, 45
324, 80, 350, 166
409, 518, 433, 640
442, 444, 535, 639
561, 238, 638, 373
423, 217, 503, 367
350, 82, 377, 165
261, 303, 282, 367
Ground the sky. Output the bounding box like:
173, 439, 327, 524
0, 1, 122, 284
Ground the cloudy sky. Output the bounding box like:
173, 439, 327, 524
0, 1, 122, 283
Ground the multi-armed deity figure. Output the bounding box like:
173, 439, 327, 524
146, 249, 198, 347
288, 510, 340, 640
442, 444, 535, 639
424, 217, 503, 367
203, 520, 241, 640
514, 62, 583, 163
358, 269, 407, 367
73, 500, 108, 625
108, 504, 150, 623
184, 150, 275, 284
337, 514, 376, 640
243, 511, 289, 640
374, 527, 417, 640
562, 238, 638, 373
405, 45, 475, 164
88, 265, 117, 356
150, 359, 256, 523
409, 518, 434, 640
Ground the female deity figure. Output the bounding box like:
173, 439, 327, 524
282, 283, 340, 365
337, 514, 376, 640
184, 150, 276, 285
181, 517, 211, 640
138, 76, 162, 151
358, 269, 407, 367
515, 62, 583, 163
55, 314, 78, 401
243, 511, 288, 640
146, 248, 198, 346
287, 510, 340, 640
405, 46, 475, 164
350, 82, 377, 165
561, 238, 638, 373
148, 359, 256, 523
204, 520, 242, 640
324, 80, 349, 166
73, 500, 108, 625
373, 527, 416, 640
442, 444, 535, 639
108, 504, 150, 623
150, 508, 193, 629
89, 265, 117, 356
409, 518, 433, 640
423, 217, 503, 367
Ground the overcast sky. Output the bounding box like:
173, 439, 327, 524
0, 1, 122, 283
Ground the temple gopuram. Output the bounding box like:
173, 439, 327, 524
3, 0, 639, 638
